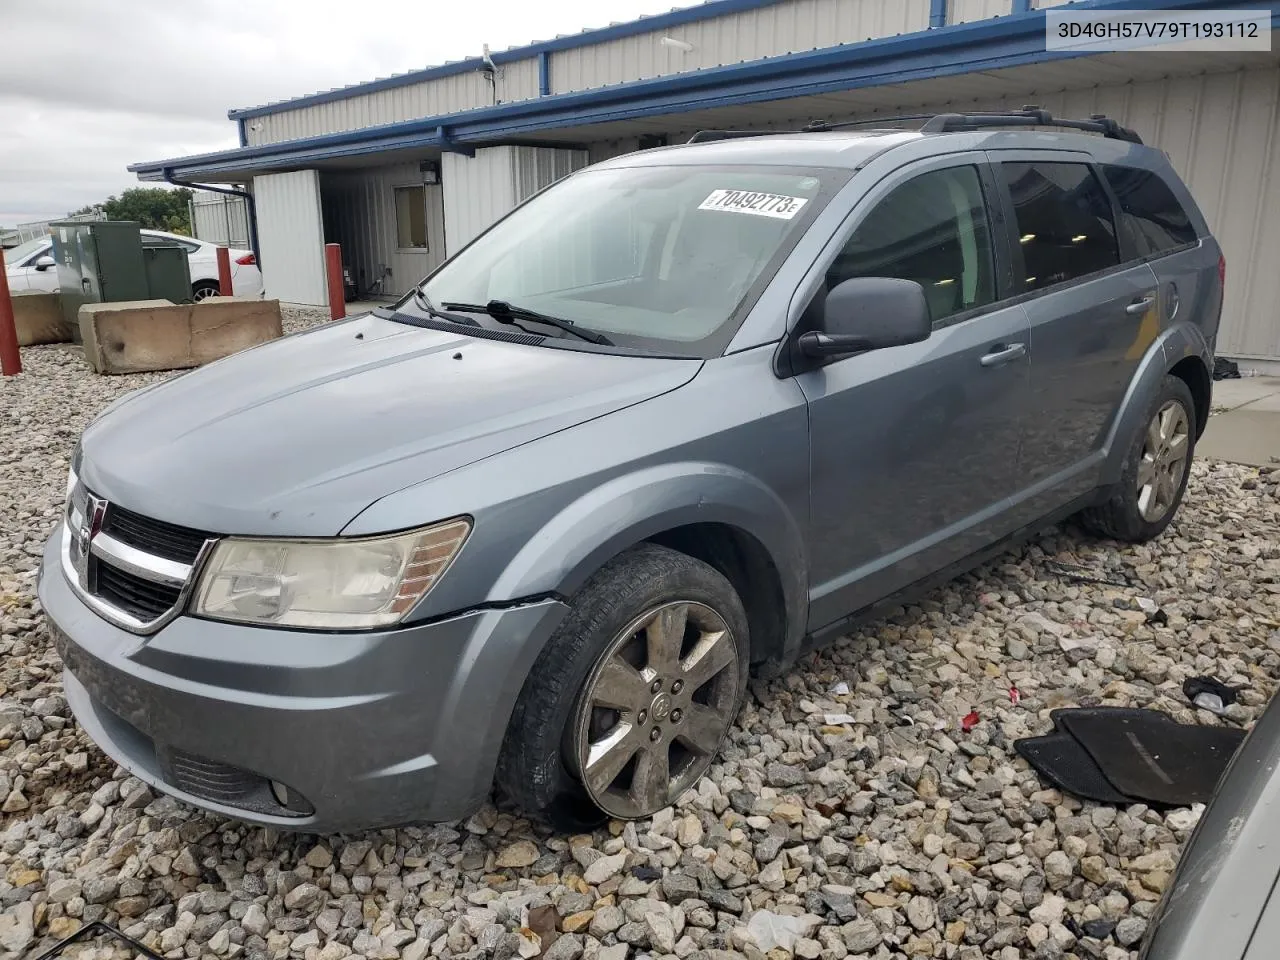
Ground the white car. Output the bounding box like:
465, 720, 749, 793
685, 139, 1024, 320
3, 230, 263, 300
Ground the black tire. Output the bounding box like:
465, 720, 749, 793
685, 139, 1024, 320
495, 543, 749, 829
191, 281, 222, 301
1078, 374, 1196, 543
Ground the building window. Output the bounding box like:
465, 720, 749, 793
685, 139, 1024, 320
395, 185, 427, 250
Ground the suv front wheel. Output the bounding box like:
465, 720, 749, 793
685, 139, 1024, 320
496, 544, 749, 828
1079, 374, 1197, 542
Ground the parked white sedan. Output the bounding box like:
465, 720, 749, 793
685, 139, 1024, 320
3, 230, 263, 299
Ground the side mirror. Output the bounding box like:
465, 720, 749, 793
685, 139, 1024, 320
798, 276, 931, 359
34, 255, 56, 271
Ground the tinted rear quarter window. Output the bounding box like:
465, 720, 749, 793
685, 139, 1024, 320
1102, 164, 1198, 255
1001, 162, 1120, 292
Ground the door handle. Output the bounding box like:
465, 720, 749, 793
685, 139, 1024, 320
1126, 295, 1156, 316
980, 342, 1026, 367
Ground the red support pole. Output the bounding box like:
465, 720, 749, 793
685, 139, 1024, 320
216, 246, 233, 297
325, 243, 345, 322
0, 255, 22, 376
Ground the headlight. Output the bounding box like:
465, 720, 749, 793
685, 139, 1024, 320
192, 519, 470, 629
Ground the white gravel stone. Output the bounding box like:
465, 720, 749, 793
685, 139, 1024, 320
3, 315, 1278, 957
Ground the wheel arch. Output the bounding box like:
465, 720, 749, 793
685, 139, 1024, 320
485, 462, 808, 668
1100, 322, 1212, 486
647, 521, 790, 671
1169, 354, 1211, 440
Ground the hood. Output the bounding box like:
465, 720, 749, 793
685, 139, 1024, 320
80, 313, 699, 536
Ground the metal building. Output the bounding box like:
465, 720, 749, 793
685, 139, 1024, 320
130, 0, 1280, 367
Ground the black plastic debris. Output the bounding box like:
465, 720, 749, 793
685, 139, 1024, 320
1015, 706, 1246, 807
1213, 356, 1241, 380
1042, 560, 1133, 589
1184, 676, 1242, 717
30, 919, 166, 960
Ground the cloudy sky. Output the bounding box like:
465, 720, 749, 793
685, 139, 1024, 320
0, 0, 685, 226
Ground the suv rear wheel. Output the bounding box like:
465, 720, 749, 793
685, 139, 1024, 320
1079, 374, 1196, 542
496, 544, 749, 828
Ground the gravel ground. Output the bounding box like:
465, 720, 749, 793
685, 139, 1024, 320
2, 309, 1279, 960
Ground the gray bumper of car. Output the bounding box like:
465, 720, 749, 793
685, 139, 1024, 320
38, 524, 568, 832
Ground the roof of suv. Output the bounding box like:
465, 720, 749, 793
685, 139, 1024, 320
595, 112, 1155, 172
597, 130, 927, 170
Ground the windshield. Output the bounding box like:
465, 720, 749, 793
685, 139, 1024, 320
409, 164, 846, 355
3, 236, 51, 266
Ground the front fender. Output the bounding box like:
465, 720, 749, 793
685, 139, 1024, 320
1099, 320, 1212, 487
486, 462, 809, 659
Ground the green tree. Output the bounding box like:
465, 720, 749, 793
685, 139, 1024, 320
88, 187, 194, 234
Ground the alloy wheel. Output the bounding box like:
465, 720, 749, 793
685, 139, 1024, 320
1136, 399, 1191, 522
571, 600, 740, 819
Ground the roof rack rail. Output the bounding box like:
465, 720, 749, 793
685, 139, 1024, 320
801, 114, 936, 132
919, 105, 1143, 143
686, 129, 775, 144
686, 107, 1143, 146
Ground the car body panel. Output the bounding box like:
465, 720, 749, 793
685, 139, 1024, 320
347, 344, 811, 649
39, 127, 1225, 830
39, 529, 569, 829
1141, 690, 1280, 960
79, 312, 701, 536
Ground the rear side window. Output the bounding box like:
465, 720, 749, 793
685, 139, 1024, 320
828, 165, 996, 324
1102, 164, 1198, 255
1000, 162, 1120, 292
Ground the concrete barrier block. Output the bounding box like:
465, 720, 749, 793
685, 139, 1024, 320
79, 298, 283, 375
12, 292, 74, 346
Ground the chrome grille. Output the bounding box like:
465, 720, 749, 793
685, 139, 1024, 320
101, 505, 210, 564
63, 468, 215, 634
96, 563, 183, 621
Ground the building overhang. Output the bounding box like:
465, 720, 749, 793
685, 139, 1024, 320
130, 0, 1280, 183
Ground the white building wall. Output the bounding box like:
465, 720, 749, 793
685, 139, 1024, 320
442, 146, 588, 257
246, 58, 541, 146
322, 164, 446, 298
948, 0, 1012, 24
245, 0, 933, 144
549, 0, 931, 95
252, 171, 327, 306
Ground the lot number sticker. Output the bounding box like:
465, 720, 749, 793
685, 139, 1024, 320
698, 189, 808, 220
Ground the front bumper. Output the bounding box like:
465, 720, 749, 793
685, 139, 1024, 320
39, 523, 568, 832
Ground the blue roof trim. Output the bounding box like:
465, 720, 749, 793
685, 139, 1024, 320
227, 0, 785, 120
135, 0, 1279, 180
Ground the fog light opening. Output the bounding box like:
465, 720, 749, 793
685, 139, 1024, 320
270, 780, 291, 806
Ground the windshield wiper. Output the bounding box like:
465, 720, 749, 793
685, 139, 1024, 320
411, 288, 479, 326
442, 300, 613, 345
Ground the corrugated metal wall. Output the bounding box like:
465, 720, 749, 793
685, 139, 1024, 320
190, 191, 250, 248
442, 146, 588, 257
253, 170, 327, 305
321, 164, 446, 298
442, 150, 518, 259
247, 58, 541, 146
838, 66, 1280, 360
948, 0, 1012, 24
549, 0, 931, 95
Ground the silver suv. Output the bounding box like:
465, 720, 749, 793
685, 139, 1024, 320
39, 109, 1223, 831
